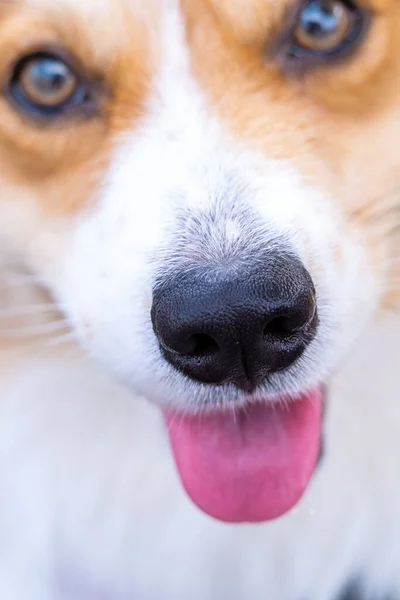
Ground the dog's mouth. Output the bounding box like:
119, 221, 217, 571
163, 387, 323, 523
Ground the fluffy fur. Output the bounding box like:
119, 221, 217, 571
0, 0, 399, 598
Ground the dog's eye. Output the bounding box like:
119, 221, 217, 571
8, 52, 94, 119
279, 0, 368, 69
294, 0, 352, 50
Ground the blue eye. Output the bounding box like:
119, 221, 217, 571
295, 0, 351, 50
282, 0, 368, 67
8, 52, 96, 120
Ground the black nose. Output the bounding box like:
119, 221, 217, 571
151, 255, 318, 390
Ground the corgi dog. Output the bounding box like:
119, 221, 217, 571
0, 0, 399, 598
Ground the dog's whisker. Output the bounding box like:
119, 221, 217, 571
0, 303, 64, 319
350, 183, 400, 226
357, 182, 400, 209
44, 336, 89, 362
46, 331, 78, 348
0, 319, 70, 339
0, 272, 44, 287
364, 216, 399, 231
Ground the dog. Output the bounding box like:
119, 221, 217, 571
0, 0, 399, 598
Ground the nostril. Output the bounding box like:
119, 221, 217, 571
184, 334, 220, 358
166, 333, 220, 358
264, 308, 316, 338
264, 315, 299, 338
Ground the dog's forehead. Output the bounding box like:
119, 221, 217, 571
0, 0, 162, 53
8, 0, 158, 15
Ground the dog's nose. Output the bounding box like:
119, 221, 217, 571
151, 255, 318, 390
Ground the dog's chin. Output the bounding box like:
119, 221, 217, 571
162, 386, 324, 524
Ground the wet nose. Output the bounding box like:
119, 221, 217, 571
151, 255, 317, 390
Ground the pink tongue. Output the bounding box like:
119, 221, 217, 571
165, 389, 322, 523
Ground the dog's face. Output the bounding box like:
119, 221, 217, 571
0, 0, 399, 523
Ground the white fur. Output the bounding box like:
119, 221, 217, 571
0, 1, 398, 599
